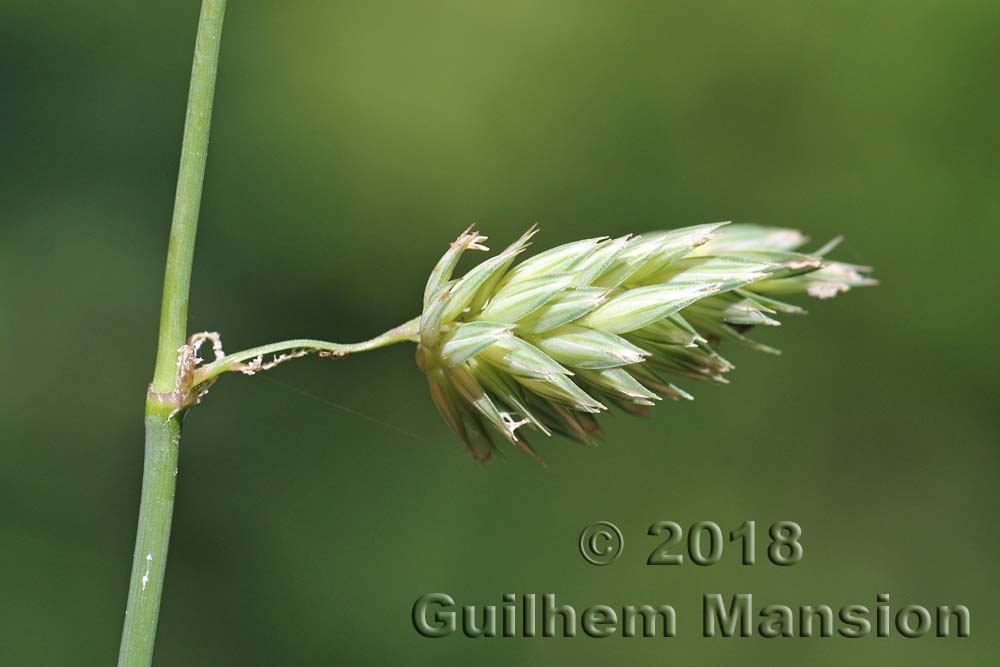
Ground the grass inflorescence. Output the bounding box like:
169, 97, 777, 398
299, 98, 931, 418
416, 223, 876, 462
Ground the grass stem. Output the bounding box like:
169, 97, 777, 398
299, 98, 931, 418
119, 2, 226, 665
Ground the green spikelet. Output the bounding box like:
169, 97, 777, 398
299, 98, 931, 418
416, 223, 876, 462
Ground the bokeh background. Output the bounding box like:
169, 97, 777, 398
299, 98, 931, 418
2, 1, 998, 664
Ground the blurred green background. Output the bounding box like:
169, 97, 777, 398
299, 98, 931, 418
2, 1, 998, 664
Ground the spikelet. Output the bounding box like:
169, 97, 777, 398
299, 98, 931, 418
416, 223, 876, 462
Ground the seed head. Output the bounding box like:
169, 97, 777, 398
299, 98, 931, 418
417, 223, 876, 462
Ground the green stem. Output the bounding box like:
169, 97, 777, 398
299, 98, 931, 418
118, 406, 182, 667
120, 2, 226, 666
151, 0, 227, 395
192, 316, 420, 386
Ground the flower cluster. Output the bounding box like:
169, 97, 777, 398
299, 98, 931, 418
416, 223, 875, 462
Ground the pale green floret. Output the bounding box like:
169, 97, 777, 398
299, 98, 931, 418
479, 273, 575, 323
569, 234, 634, 286
417, 223, 876, 462
579, 283, 717, 333
477, 335, 571, 379
516, 287, 611, 334
500, 236, 606, 288
633, 316, 706, 347
529, 325, 649, 370
575, 367, 661, 406
439, 322, 515, 367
